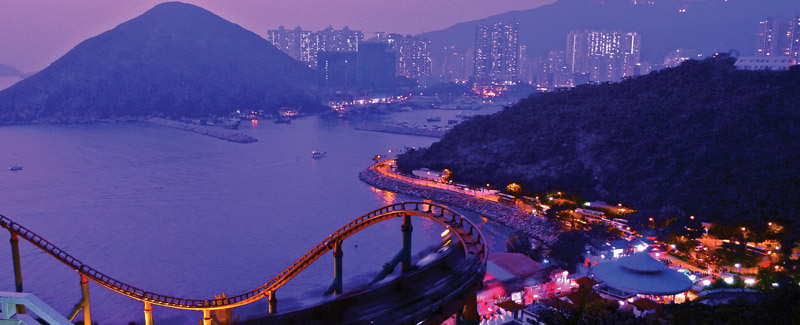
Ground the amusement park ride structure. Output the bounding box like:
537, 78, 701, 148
1, 202, 488, 324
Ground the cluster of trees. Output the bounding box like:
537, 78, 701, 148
398, 55, 800, 244
533, 283, 800, 324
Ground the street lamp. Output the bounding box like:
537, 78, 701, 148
741, 227, 746, 243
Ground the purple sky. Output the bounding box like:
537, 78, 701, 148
0, 0, 554, 72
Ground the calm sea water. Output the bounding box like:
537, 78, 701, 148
0, 108, 511, 324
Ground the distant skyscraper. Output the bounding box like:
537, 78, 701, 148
621, 32, 642, 78
375, 33, 432, 79
473, 22, 520, 86
756, 18, 790, 57
566, 29, 642, 83
543, 50, 571, 88
318, 51, 357, 89
442, 47, 469, 83
357, 42, 396, 89
789, 16, 800, 61
266, 26, 311, 63
755, 16, 800, 62
267, 26, 363, 68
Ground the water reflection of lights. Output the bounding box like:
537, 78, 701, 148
250, 119, 258, 128
369, 187, 396, 205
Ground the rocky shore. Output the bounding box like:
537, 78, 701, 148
359, 167, 559, 245
148, 118, 257, 143
355, 123, 445, 138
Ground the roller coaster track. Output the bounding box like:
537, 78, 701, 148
1, 202, 487, 314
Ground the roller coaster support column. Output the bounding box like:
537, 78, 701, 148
333, 241, 343, 295
144, 302, 153, 325
80, 274, 92, 324
268, 290, 277, 314
458, 289, 480, 325
401, 214, 413, 273
202, 309, 212, 325
9, 231, 25, 314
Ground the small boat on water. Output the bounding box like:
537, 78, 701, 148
312, 150, 327, 159
9, 156, 22, 171
426, 116, 442, 122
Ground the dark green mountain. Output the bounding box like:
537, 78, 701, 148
397, 56, 800, 226
0, 2, 322, 124
419, 0, 800, 64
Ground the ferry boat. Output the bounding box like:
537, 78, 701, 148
312, 150, 327, 159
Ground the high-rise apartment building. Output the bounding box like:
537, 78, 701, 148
375, 33, 432, 79
267, 26, 363, 68
441, 47, 470, 83
266, 26, 312, 64
756, 18, 790, 57
755, 16, 800, 61
792, 16, 800, 60
566, 30, 642, 83
357, 42, 396, 89
545, 50, 571, 88
473, 22, 520, 86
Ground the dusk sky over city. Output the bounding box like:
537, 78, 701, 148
0, 0, 799, 323
0, 0, 553, 71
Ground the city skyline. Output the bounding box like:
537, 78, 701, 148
0, 0, 555, 72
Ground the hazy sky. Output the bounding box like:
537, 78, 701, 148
0, 0, 555, 72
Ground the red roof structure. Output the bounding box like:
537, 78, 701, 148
488, 252, 545, 278
575, 277, 597, 289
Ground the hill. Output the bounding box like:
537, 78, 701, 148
419, 0, 800, 65
0, 64, 21, 77
397, 56, 800, 227
0, 2, 322, 124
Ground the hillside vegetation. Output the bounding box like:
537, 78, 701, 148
0, 2, 322, 124
398, 55, 800, 227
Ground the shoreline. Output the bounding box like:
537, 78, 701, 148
355, 123, 445, 138
359, 167, 559, 246
148, 118, 257, 144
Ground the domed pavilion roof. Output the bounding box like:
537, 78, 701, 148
590, 253, 692, 296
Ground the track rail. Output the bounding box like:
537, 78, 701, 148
1, 202, 487, 311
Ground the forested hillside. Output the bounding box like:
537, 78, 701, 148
398, 55, 800, 226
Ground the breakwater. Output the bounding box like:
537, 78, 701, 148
359, 167, 559, 245
149, 118, 257, 143
355, 123, 445, 138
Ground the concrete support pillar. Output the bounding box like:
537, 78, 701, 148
202, 309, 212, 325
268, 290, 277, 314
401, 214, 413, 273
144, 302, 153, 325
333, 241, 343, 295
9, 232, 25, 314
80, 274, 91, 324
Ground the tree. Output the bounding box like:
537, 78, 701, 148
549, 230, 589, 273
